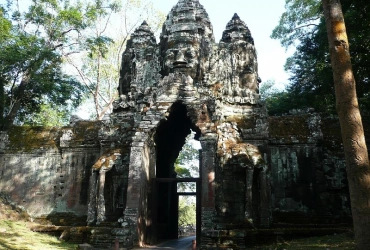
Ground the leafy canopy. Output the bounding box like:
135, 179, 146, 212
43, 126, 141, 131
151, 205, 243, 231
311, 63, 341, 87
0, 0, 124, 128
269, 0, 370, 115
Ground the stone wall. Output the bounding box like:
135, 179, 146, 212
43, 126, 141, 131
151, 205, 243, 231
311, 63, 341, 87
0, 110, 353, 248
0, 124, 102, 223
268, 110, 351, 226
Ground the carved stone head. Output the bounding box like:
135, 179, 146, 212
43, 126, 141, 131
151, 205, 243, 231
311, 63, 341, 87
159, 0, 214, 81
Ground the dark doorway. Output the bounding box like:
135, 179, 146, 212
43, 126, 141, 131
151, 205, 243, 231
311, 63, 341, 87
151, 101, 201, 243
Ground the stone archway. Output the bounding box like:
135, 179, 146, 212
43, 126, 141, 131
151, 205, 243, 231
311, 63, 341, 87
148, 101, 202, 243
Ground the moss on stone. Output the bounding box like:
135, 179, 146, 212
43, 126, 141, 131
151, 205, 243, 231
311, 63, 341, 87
225, 116, 256, 130
70, 121, 101, 143
268, 115, 311, 141
7, 126, 60, 152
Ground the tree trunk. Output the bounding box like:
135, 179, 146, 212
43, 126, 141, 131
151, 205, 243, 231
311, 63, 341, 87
1, 74, 30, 130
322, 1, 370, 249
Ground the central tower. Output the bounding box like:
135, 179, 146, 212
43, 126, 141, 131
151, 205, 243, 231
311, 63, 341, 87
97, 0, 271, 248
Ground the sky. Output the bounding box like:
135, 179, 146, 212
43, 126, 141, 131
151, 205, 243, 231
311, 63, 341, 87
153, 0, 292, 89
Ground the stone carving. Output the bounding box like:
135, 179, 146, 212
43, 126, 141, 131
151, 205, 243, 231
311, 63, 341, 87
60, 129, 73, 148
159, 0, 214, 81
87, 149, 121, 225
111, 1, 269, 246
115, 21, 160, 113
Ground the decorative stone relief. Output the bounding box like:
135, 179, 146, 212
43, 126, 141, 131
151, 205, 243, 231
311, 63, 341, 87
87, 149, 121, 225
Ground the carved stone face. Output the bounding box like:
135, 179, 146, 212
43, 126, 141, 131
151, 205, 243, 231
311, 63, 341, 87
164, 44, 200, 79
159, 0, 214, 80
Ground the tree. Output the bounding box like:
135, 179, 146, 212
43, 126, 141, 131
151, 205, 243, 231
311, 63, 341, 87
322, 1, 370, 249
271, 0, 322, 48
0, 0, 125, 128
22, 103, 71, 126
71, 0, 165, 120
175, 133, 200, 192
178, 196, 196, 228
66, 0, 120, 120
175, 133, 199, 228
259, 80, 291, 115
0, 7, 11, 127
272, 0, 370, 115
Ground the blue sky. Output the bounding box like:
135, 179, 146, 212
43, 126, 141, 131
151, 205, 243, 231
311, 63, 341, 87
154, 0, 292, 88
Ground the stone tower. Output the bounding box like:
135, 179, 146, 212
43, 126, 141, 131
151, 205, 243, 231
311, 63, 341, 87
90, 0, 270, 248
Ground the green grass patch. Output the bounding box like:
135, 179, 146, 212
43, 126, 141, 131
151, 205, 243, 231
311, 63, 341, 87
0, 219, 77, 250
256, 233, 355, 249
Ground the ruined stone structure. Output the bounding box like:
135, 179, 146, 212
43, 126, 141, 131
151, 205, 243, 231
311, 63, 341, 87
0, 0, 352, 249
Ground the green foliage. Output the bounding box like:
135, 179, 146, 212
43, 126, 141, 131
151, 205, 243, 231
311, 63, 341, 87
86, 36, 114, 58
175, 134, 198, 226
178, 196, 196, 227
73, 0, 165, 119
265, 91, 295, 116
271, 0, 370, 115
0, 0, 102, 128
0, 7, 11, 43
260, 79, 278, 101
260, 80, 293, 115
176, 141, 199, 171
175, 133, 199, 192
20, 103, 70, 127
0, 0, 130, 128
175, 165, 192, 178
271, 0, 321, 48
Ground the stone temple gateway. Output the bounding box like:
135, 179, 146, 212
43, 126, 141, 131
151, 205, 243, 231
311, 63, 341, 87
108, 0, 270, 246
0, 0, 353, 249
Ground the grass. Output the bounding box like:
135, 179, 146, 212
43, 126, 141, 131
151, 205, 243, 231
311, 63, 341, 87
256, 232, 355, 250
0, 220, 77, 250
0, 195, 77, 250
0, 193, 356, 250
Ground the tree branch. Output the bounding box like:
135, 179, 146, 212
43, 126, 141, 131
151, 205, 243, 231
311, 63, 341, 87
97, 97, 115, 120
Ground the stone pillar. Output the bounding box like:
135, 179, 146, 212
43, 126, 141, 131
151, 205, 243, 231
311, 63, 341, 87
200, 135, 217, 208
87, 171, 98, 225
245, 168, 254, 221
97, 168, 108, 224
125, 147, 143, 209
0, 132, 9, 153
199, 134, 217, 232
122, 145, 144, 247
259, 166, 271, 227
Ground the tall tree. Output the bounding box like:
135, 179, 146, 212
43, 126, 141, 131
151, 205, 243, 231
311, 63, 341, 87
322, 1, 370, 249
66, 0, 119, 120
0, 7, 11, 127
0, 0, 122, 128
178, 197, 196, 228
70, 0, 165, 120
271, 0, 322, 48
271, 0, 370, 115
